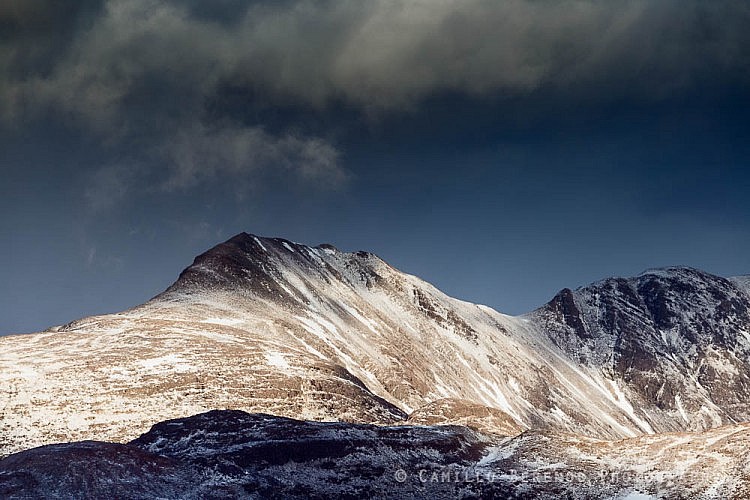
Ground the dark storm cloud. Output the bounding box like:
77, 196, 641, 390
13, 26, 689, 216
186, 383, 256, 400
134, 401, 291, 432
2, 0, 749, 200
1, 0, 348, 199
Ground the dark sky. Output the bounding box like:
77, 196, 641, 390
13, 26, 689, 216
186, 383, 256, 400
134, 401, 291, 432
2, 0, 750, 334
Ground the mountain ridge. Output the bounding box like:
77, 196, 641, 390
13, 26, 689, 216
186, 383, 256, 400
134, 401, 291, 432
1, 232, 749, 461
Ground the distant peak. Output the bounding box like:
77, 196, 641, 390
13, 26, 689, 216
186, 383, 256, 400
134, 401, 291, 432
316, 243, 339, 253
636, 266, 703, 278
155, 231, 393, 302
538, 266, 730, 313
228, 231, 253, 242
226, 232, 273, 247
222, 233, 302, 253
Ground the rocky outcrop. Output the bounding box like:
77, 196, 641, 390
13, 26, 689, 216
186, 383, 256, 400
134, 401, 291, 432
2, 410, 748, 499
531, 266, 750, 431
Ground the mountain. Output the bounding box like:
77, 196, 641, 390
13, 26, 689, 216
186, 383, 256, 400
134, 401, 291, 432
2, 409, 748, 499
530, 266, 750, 431
2, 234, 750, 455
1, 232, 750, 496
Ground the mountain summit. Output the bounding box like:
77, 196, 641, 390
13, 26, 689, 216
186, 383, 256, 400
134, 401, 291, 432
2, 233, 749, 460
162, 233, 348, 297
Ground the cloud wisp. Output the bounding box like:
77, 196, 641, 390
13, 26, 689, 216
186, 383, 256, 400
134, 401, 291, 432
161, 124, 345, 191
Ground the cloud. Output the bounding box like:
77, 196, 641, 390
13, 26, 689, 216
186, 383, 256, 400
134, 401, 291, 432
2, 0, 749, 203
3, 0, 348, 202
84, 161, 141, 210
4, 1, 747, 119
162, 124, 346, 190
83, 123, 345, 208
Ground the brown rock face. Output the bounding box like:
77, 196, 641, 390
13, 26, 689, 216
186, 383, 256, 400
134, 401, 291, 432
531, 266, 750, 428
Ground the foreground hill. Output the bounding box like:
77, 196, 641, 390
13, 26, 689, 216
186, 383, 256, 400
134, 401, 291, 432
2, 410, 747, 499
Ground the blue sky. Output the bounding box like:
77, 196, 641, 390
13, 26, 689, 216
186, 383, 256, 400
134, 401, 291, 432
2, 1, 749, 334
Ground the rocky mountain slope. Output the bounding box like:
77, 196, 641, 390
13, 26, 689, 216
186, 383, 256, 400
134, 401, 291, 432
2, 409, 748, 499
2, 233, 749, 461
530, 266, 750, 433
